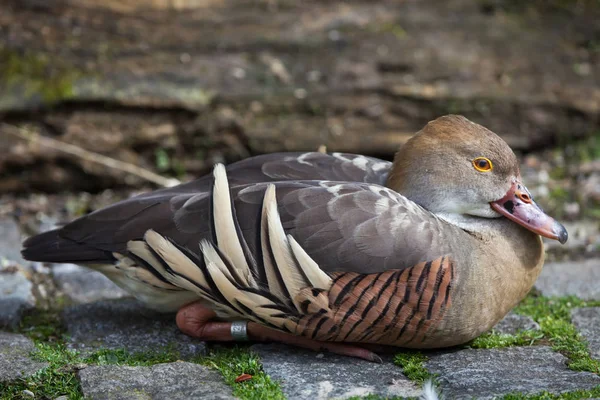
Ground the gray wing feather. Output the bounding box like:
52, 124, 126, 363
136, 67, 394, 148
24, 152, 455, 276
272, 183, 455, 274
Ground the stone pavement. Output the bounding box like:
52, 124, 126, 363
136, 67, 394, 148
0, 332, 48, 383
79, 362, 233, 400
251, 343, 423, 399
1, 216, 600, 399
61, 299, 206, 358
535, 258, 600, 300
426, 347, 600, 399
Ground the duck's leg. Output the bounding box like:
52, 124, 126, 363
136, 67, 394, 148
176, 302, 382, 363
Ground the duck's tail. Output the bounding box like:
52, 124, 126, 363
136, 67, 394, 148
21, 229, 114, 264
124, 164, 333, 329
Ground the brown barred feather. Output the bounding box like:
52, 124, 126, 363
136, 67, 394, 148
292, 256, 455, 347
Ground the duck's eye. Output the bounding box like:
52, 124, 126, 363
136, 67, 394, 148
473, 157, 493, 172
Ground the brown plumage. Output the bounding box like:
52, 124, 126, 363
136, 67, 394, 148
21, 115, 567, 351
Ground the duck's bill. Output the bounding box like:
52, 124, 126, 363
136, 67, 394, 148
490, 181, 568, 244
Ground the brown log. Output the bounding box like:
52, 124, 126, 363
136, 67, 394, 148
1, 0, 599, 193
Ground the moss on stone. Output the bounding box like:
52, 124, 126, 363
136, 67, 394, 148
501, 385, 600, 399
0, 47, 82, 107
6, 307, 284, 400
18, 308, 66, 343
0, 343, 83, 400
79, 345, 285, 399
467, 330, 544, 349
514, 294, 600, 374
367, 21, 407, 39
393, 351, 432, 383
201, 346, 285, 400
455, 294, 600, 375
346, 394, 414, 400
83, 347, 181, 367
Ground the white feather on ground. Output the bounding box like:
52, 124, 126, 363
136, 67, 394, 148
420, 379, 442, 400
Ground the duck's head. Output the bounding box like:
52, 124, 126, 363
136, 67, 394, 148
386, 115, 568, 244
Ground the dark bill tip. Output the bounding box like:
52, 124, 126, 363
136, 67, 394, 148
553, 220, 568, 244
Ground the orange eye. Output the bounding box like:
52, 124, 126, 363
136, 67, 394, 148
473, 157, 493, 172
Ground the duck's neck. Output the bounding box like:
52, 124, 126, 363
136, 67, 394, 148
430, 211, 545, 346
435, 210, 545, 290
433, 212, 502, 239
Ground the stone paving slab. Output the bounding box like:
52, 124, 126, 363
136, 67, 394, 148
251, 343, 422, 400
492, 312, 540, 335
61, 299, 205, 358
426, 346, 600, 399
78, 361, 234, 400
0, 269, 35, 329
0, 332, 48, 383
535, 258, 600, 300
572, 307, 600, 361
52, 263, 130, 304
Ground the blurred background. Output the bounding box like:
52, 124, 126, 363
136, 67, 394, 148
0, 0, 599, 263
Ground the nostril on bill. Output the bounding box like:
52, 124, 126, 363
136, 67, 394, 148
516, 191, 532, 204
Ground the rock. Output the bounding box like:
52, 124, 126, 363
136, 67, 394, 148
0, 332, 48, 383
251, 343, 422, 399
491, 312, 540, 335
571, 307, 600, 361
61, 299, 205, 358
0, 269, 36, 328
0, 217, 27, 269
426, 346, 600, 399
52, 263, 130, 304
78, 361, 233, 400
535, 259, 600, 300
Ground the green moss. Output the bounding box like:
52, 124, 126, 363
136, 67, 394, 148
154, 149, 187, 179
368, 21, 407, 39
1, 341, 283, 400
467, 330, 544, 349
18, 309, 66, 343
83, 347, 181, 367
1, 311, 80, 399
501, 385, 600, 399
514, 294, 600, 374
7, 306, 283, 400
200, 346, 285, 400
393, 351, 431, 383
81, 345, 286, 399
346, 394, 413, 400
0, 47, 82, 106
0, 343, 84, 400
155, 148, 171, 172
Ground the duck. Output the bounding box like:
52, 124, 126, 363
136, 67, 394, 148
21, 115, 568, 362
